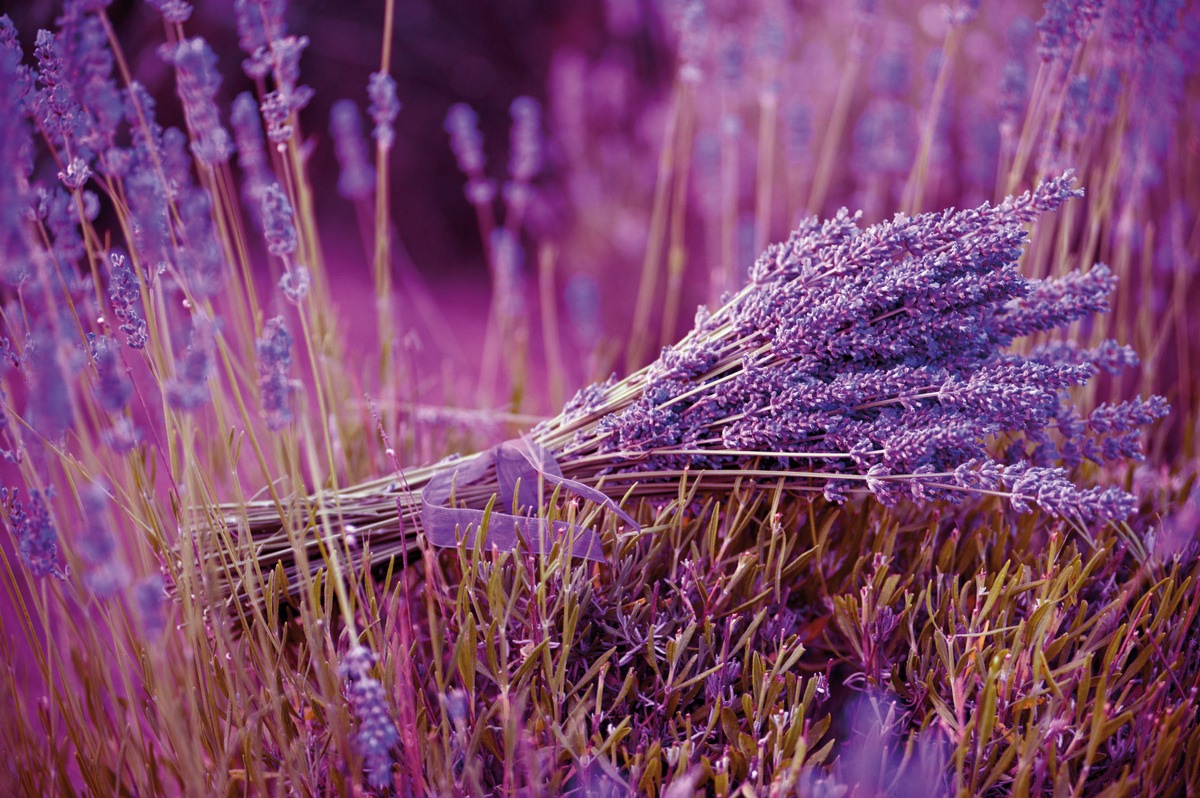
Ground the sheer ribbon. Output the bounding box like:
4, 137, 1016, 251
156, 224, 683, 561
421, 437, 639, 561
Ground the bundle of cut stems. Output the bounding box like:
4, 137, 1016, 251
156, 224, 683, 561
202, 174, 1165, 608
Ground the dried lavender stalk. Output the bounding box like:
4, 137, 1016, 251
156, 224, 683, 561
213, 173, 1165, 606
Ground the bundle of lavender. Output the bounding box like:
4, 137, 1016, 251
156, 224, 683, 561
218, 172, 1166, 606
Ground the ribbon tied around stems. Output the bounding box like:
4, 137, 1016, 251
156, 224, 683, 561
421, 437, 639, 561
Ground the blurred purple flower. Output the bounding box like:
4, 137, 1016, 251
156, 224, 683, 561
329, 99, 376, 201
490, 228, 525, 321
2, 487, 64, 580
234, 0, 287, 79
89, 333, 132, 413
255, 316, 297, 431
507, 95, 543, 184
133, 574, 166, 638
161, 37, 232, 165
367, 72, 400, 149
446, 102, 485, 174
24, 328, 74, 441
268, 35, 312, 113
340, 645, 399, 790
77, 482, 129, 597
165, 316, 216, 412
230, 91, 272, 218
1038, 0, 1104, 62
261, 183, 297, 257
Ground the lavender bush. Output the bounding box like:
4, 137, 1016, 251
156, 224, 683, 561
0, 1, 1197, 796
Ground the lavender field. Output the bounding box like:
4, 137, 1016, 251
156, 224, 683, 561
1, 0, 1198, 795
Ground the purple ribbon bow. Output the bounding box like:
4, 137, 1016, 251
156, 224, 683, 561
420, 437, 639, 561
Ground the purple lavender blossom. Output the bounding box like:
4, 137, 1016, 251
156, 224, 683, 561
89, 333, 132, 413
25, 328, 74, 441
40, 186, 86, 265
490, 227, 525, 320
783, 105, 812, 168
869, 50, 911, 99
507, 96, 542, 184
107, 252, 148, 350
177, 187, 227, 298
147, 0, 193, 24
2, 487, 63, 579
133, 574, 166, 638
102, 417, 140, 454
161, 37, 233, 165
165, 317, 216, 412
0, 16, 34, 175
231, 92, 267, 173
234, 0, 272, 54
261, 183, 297, 257
121, 88, 173, 274
269, 35, 313, 113
255, 316, 296, 431
446, 102, 495, 205
54, 6, 122, 161
58, 156, 92, 190
853, 100, 917, 182
504, 96, 542, 217
230, 91, 271, 217
564, 273, 601, 350
445, 102, 485, 174
77, 482, 128, 597
367, 72, 400, 149
33, 29, 85, 148
279, 265, 310, 304
1037, 0, 1104, 62
340, 645, 399, 790
565, 175, 1161, 525
260, 90, 293, 145
234, 0, 287, 79
329, 99, 376, 201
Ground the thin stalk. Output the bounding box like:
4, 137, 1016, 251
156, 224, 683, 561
626, 79, 684, 372
661, 79, 696, 345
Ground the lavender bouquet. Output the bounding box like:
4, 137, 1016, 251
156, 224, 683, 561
220, 171, 1165, 606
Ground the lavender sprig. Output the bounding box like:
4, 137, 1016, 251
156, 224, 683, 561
161, 38, 233, 166
255, 316, 297, 430
2, 487, 64, 579
329, 99, 375, 201
340, 645, 399, 790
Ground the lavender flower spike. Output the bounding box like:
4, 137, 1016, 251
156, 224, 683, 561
161, 37, 233, 165
367, 71, 400, 149
2, 487, 64, 579
340, 645, 399, 789
261, 183, 297, 257
255, 317, 297, 430
147, 0, 193, 24
165, 316, 216, 412
507, 95, 542, 184
446, 102, 485, 174
445, 102, 494, 204
330, 99, 376, 200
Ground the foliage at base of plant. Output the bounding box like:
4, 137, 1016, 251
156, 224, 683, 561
13, 476, 1195, 795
